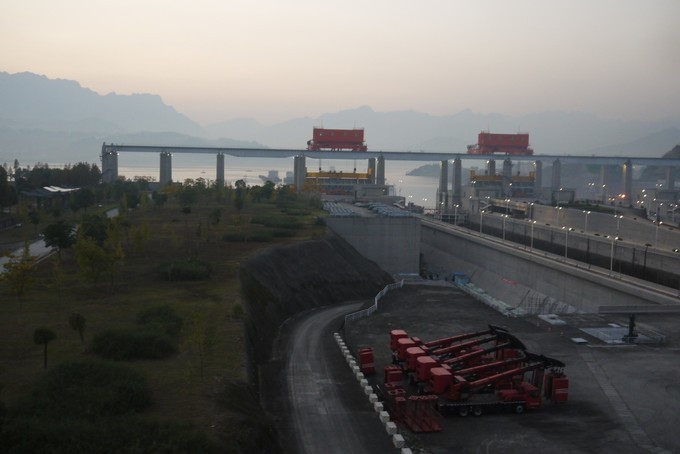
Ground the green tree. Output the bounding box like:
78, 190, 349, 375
69, 313, 86, 344
33, 328, 56, 369
1, 251, 36, 307
184, 311, 212, 383
75, 235, 111, 285
28, 211, 40, 235
43, 221, 76, 258
50, 259, 66, 298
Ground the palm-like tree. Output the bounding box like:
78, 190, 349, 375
69, 313, 86, 344
33, 328, 56, 369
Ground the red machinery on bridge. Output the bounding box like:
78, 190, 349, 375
467, 132, 534, 156
306, 127, 367, 151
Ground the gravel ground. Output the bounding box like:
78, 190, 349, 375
344, 283, 680, 454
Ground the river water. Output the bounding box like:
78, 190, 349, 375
116, 154, 443, 209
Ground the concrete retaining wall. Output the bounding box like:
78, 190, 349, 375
421, 222, 680, 313
478, 212, 680, 288
326, 217, 421, 275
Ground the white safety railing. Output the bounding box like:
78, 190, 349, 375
344, 279, 404, 324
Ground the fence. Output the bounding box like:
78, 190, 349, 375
344, 279, 405, 324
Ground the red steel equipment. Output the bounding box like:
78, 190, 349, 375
306, 127, 368, 151
467, 132, 534, 156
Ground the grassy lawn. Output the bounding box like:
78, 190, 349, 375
0, 187, 326, 450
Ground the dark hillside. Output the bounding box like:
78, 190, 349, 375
240, 234, 392, 376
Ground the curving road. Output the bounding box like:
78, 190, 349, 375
286, 302, 395, 454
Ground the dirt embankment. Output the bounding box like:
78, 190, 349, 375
237, 233, 393, 452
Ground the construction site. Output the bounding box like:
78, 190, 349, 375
342, 283, 680, 453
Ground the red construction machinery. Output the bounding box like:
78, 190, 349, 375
381, 325, 568, 431
467, 132, 534, 156
306, 127, 368, 151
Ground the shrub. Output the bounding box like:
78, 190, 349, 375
25, 359, 152, 418
91, 329, 177, 360
271, 229, 295, 238
232, 304, 244, 319
1, 416, 215, 453
157, 260, 212, 281
137, 305, 183, 338
222, 232, 272, 242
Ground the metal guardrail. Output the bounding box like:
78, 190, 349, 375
344, 280, 404, 324
598, 305, 680, 314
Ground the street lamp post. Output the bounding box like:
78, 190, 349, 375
656, 221, 663, 248
506, 199, 510, 215
502, 214, 508, 242
554, 206, 562, 227
583, 210, 591, 233
562, 227, 574, 260
609, 235, 615, 275
530, 220, 536, 251
480, 210, 485, 234
615, 214, 623, 235
529, 202, 534, 220
454, 204, 459, 226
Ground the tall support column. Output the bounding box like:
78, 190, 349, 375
534, 160, 543, 197
622, 160, 633, 206
368, 158, 376, 184
216, 153, 225, 188
551, 159, 561, 191
453, 157, 462, 201
293, 155, 306, 193
666, 167, 676, 190
600, 164, 607, 203
376, 156, 385, 185
159, 152, 172, 186
100, 145, 119, 184
438, 160, 449, 211
487, 159, 496, 176
503, 158, 512, 197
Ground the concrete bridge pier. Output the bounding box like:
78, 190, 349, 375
623, 160, 633, 206
666, 167, 676, 191
368, 158, 376, 184
293, 155, 306, 193
101, 146, 118, 183
534, 160, 543, 197
376, 156, 386, 185
438, 160, 449, 211
159, 151, 172, 186
453, 157, 462, 202
551, 159, 562, 192
216, 153, 225, 187
503, 158, 512, 196
487, 159, 496, 176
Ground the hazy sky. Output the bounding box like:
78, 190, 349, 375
2, 0, 679, 125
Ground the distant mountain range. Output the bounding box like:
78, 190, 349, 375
1, 71, 679, 165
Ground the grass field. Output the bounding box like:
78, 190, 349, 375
0, 187, 325, 451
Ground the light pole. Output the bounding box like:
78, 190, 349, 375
506, 198, 510, 215
562, 227, 574, 260
554, 206, 562, 227
608, 235, 617, 275
529, 202, 534, 220
583, 210, 591, 233
480, 210, 485, 234
656, 221, 663, 248
502, 214, 508, 242
615, 214, 623, 235
454, 204, 459, 226
530, 220, 536, 251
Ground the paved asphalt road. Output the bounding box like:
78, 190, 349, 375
286, 302, 395, 454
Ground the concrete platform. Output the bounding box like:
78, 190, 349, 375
344, 284, 679, 453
